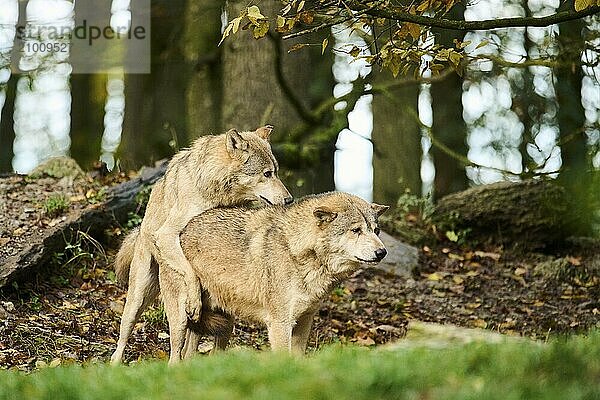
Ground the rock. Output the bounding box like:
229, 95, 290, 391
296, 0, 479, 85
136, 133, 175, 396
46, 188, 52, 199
385, 321, 530, 350
375, 231, 419, 278
29, 157, 85, 180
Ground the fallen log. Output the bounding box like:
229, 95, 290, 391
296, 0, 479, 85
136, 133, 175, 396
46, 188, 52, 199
0, 159, 167, 287
431, 179, 579, 249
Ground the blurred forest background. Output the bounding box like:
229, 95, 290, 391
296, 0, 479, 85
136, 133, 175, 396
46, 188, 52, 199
0, 0, 598, 232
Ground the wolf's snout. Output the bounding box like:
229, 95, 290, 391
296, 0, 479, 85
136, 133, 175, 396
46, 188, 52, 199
374, 248, 387, 261
284, 196, 294, 205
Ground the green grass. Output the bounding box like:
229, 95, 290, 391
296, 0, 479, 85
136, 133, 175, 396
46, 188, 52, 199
42, 194, 70, 218
1, 332, 599, 400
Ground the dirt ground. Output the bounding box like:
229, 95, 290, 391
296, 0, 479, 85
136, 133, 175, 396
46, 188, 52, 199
0, 171, 599, 371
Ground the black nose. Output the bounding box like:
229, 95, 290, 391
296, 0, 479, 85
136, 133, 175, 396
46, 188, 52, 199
374, 248, 387, 261
284, 197, 294, 205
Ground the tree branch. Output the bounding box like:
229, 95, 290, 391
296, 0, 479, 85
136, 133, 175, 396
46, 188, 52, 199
348, 2, 600, 31
267, 32, 320, 125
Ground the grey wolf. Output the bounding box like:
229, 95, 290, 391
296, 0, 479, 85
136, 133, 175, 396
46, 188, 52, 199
110, 126, 292, 364
160, 191, 388, 363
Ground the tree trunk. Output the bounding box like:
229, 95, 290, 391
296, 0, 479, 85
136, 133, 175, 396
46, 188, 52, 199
0, 160, 167, 287
554, 5, 594, 235
70, 74, 105, 169
221, 0, 335, 195
0, 77, 16, 172
430, 5, 468, 198
432, 179, 579, 249
372, 75, 421, 205
181, 0, 223, 137
120, 1, 188, 170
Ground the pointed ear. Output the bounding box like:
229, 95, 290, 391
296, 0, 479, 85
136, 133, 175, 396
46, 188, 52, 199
313, 206, 337, 227
371, 203, 389, 217
254, 125, 274, 141
226, 129, 248, 157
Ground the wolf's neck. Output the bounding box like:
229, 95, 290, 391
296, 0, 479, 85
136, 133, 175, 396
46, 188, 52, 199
281, 208, 353, 299
191, 138, 244, 207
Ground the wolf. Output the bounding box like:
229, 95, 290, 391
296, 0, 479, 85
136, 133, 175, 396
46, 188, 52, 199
160, 192, 388, 363
110, 126, 293, 364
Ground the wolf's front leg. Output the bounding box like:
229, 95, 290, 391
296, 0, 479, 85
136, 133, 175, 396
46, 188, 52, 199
153, 218, 202, 323
267, 321, 294, 352
291, 310, 316, 354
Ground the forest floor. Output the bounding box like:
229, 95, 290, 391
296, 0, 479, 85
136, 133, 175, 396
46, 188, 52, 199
0, 170, 599, 372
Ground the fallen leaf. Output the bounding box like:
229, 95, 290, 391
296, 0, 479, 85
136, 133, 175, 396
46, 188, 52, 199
321, 38, 328, 55
355, 336, 376, 346
448, 253, 465, 261
514, 267, 527, 276
474, 251, 501, 261
471, 318, 488, 329
566, 256, 581, 266
445, 231, 459, 242
158, 332, 170, 340
426, 272, 444, 281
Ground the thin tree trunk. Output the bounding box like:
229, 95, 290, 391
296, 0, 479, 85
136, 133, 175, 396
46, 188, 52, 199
372, 74, 422, 204
554, 4, 593, 234
0, 78, 16, 172
70, 74, 105, 169
221, 0, 335, 194
182, 0, 223, 137
120, 1, 188, 169
430, 5, 468, 198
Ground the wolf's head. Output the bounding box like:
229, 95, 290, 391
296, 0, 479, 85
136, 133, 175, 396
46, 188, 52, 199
311, 193, 388, 269
225, 126, 293, 206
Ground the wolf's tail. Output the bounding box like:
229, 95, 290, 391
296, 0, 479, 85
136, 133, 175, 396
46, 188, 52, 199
192, 310, 232, 336
114, 227, 140, 286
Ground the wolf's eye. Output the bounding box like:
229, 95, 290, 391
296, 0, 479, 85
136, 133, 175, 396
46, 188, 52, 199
374, 227, 380, 235
351, 227, 361, 234
263, 171, 273, 178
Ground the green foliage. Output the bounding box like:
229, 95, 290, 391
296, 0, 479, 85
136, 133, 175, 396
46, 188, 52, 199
135, 185, 152, 209
125, 212, 143, 229
142, 304, 166, 326
52, 231, 106, 273
1, 332, 599, 399
125, 185, 153, 229
395, 190, 434, 220
379, 190, 433, 245
42, 194, 70, 218
86, 188, 106, 204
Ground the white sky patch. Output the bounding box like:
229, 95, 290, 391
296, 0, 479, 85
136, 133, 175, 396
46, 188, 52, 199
332, 24, 374, 201
100, 76, 125, 171
110, 0, 131, 34
12, 0, 73, 173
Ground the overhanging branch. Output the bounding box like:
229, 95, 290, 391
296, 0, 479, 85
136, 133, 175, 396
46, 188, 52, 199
347, 2, 600, 31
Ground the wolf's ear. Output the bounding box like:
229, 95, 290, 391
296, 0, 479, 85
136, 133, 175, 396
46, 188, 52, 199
226, 129, 249, 157
371, 203, 389, 217
254, 125, 274, 141
313, 206, 337, 227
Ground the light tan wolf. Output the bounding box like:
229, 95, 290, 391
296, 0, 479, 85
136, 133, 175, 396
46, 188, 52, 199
160, 191, 388, 363
110, 126, 293, 364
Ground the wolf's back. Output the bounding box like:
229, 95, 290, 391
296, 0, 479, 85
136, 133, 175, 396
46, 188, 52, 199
114, 227, 139, 286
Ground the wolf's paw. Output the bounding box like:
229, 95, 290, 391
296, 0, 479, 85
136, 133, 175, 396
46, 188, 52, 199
185, 285, 202, 323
